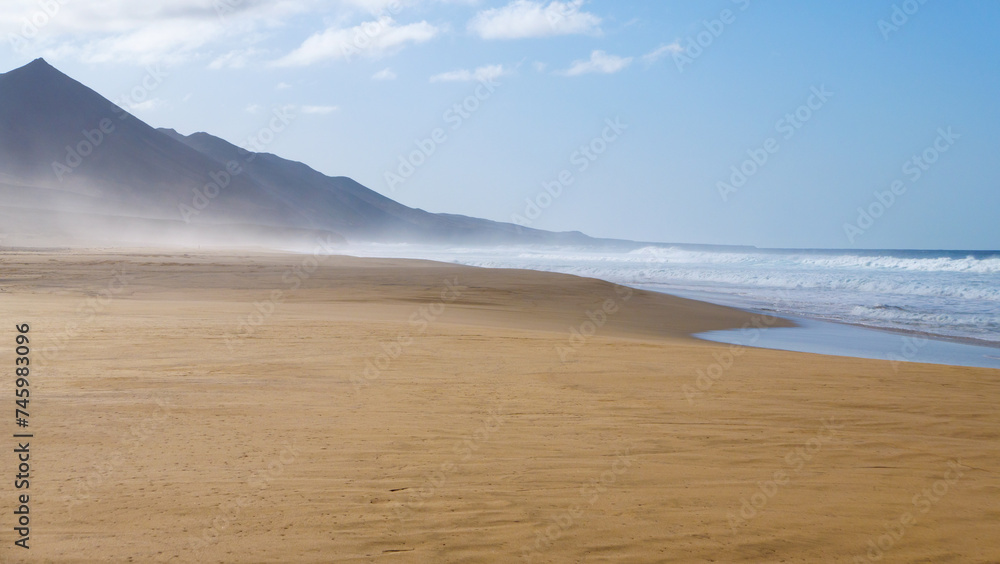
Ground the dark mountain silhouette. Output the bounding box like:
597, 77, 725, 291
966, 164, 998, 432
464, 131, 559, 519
0, 58, 601, 247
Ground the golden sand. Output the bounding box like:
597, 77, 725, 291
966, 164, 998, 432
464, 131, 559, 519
0, 250, 996, 563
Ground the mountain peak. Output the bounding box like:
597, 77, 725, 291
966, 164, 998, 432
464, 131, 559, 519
0, 58, 85, 100
25, 57, 52, 69
3, 57, 57, 78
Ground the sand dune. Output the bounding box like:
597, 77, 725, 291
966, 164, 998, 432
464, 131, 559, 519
0, 250, 996, 563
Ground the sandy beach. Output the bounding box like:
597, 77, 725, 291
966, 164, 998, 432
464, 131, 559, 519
0, 249, 997, 563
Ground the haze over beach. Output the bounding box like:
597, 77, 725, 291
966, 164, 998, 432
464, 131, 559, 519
0, 1, 998, 563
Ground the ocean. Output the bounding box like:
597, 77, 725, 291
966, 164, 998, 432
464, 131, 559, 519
334, 244, 1000, 348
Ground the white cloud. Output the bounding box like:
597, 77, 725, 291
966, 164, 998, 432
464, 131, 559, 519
2, 1, 310, 65
430, 64, 508, 83
532, 61, 547, 73
209, 47, 264, 69
468, 0, 601, 40
338, 0, 406, 14
339, 0, 480, 15
0, 1, 473, 66
559, 50, 632, 76
126, 98, 167, 111
299, 105, 340, 114
272, 16, 440, 66
642, 42, 682, 66
247, 103, 336, 116
372, 67, 398, 80
276, 82, 293, 90
41, 19, 223, 65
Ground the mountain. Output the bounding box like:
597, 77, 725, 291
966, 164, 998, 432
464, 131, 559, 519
0, 58, 602, 248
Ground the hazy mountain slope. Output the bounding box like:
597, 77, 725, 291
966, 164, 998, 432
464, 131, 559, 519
0, 58, 600, 246
161, 129, 593, 244
0, 59, 310, 227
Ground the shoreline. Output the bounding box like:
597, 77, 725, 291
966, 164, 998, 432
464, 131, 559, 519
664, 292, 1000, 370
642, 284, 1000, 352
1, 248, 999, 562
696, 313, 1000, 371
323, 244, 1000, 362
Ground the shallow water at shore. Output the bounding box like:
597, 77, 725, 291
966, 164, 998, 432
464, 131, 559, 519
694, 314, 1000, 370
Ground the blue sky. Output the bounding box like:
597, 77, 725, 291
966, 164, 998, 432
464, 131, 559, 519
2, 0, 998, 249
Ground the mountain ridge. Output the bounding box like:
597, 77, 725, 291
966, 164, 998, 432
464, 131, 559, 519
0, 58, 608, 247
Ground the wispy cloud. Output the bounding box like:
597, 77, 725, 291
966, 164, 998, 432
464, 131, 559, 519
299, 105, 340, 115
208, 47, 264, 70
559, 50, 632, 76
468, 0, 601, 40
40, 19, 224, 65
271, 16, 439, 66
372, 67, 398, 80
338, 0, 408, 13
642, 42, 683, 66
337, 0, 482, 15
250, 102, 338, 115
430, 64, 508, 83
2, 1, 308, 65
126, 98, 167, 112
